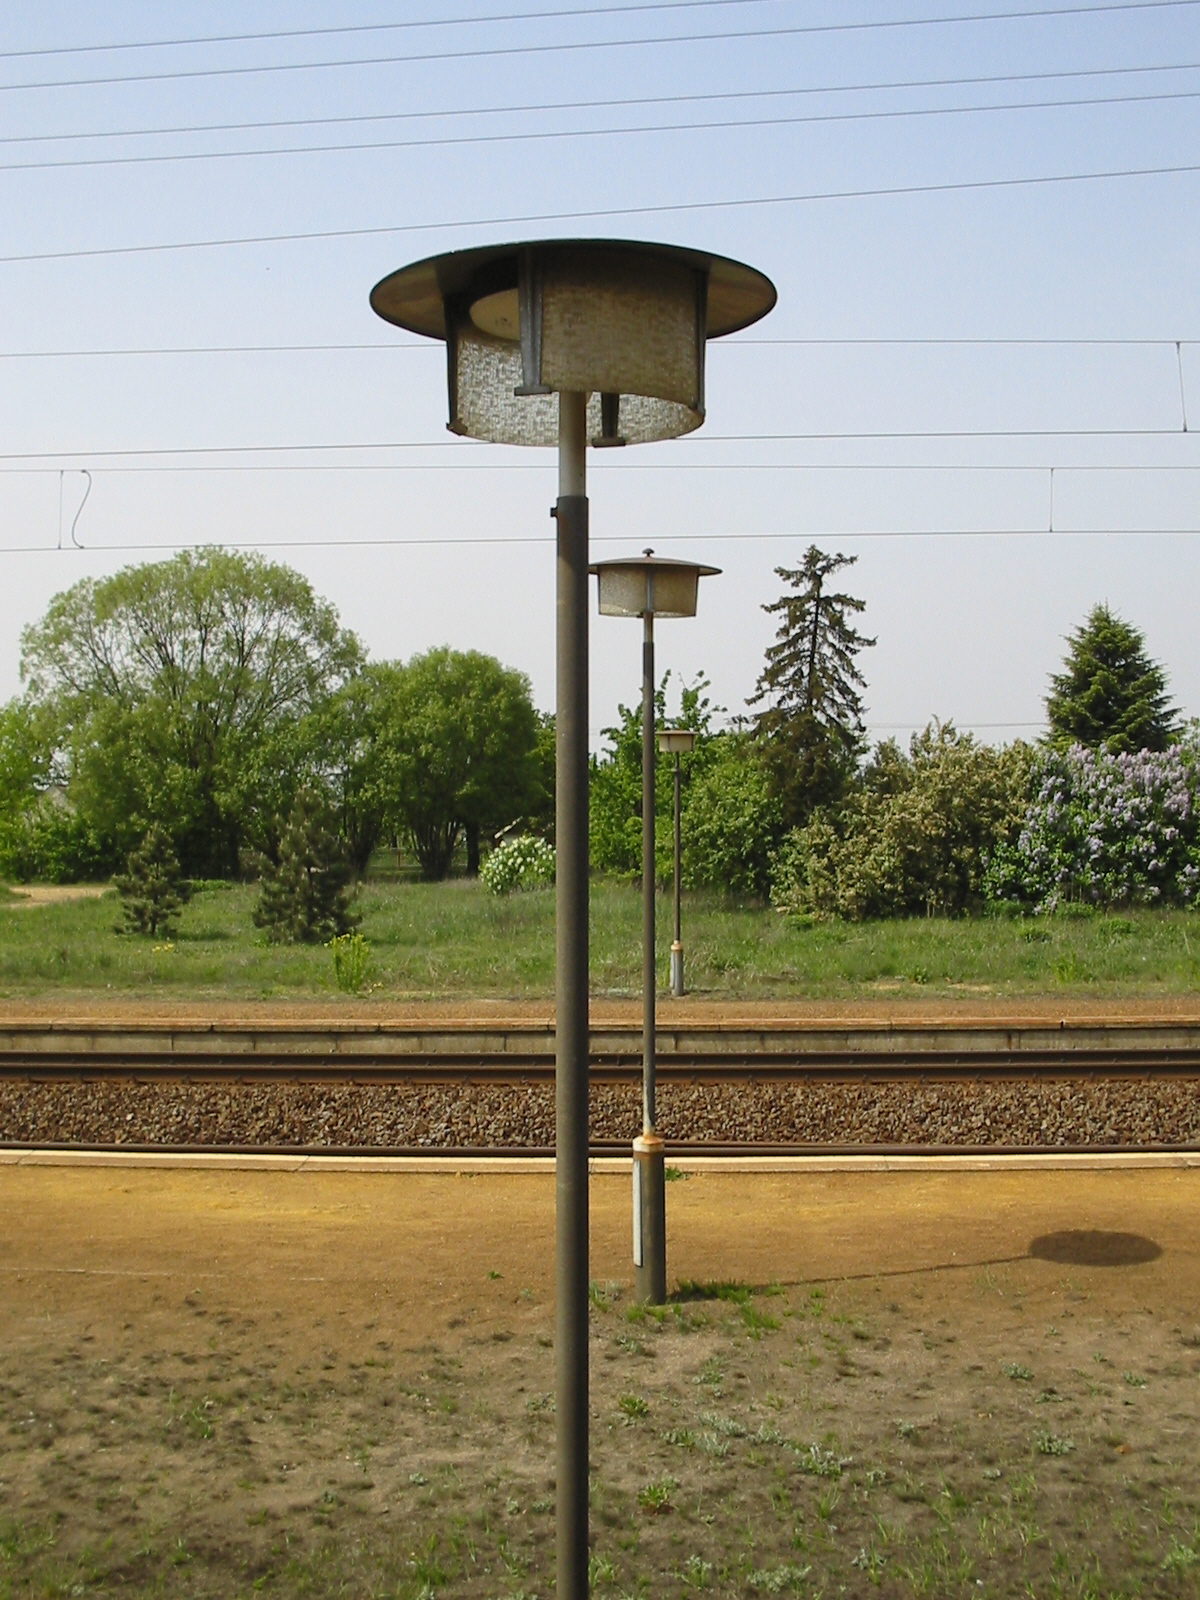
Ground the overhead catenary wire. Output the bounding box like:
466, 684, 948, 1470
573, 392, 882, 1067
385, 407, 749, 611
0, 427, 1196, 463
0, 0, 1175, 63
0, 337, 1195, 358
3, 160, 1198, 268
1, 1, 1193, 96
5, 59, 1193, 150
4, 86, 1198, 174
0, 0, 775, 62
0, 527, 1196, 556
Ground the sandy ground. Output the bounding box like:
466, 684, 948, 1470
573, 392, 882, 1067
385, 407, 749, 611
0, 884, 112, 908
2, 1163, 1200, 1596
3, 994, 1200, 1025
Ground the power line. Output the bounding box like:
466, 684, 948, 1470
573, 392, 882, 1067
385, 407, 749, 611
3, 160, 1198, 268
0, 337, 1192, 359
0, 0, 771, 62
5, 87, 1196, 176
2, 2, 1193, 96
5, 59, 1192, 149
0, 527, 1195, 556
3, 461, 1198, 475
0, 428, 1194, 463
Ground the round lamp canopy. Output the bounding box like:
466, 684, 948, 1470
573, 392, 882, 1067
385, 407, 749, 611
370, 238, 776, 448
590, 550, 721, 619
659, 728, 697, 756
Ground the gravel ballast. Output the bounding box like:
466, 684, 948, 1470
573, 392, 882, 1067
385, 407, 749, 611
2, 1076, 1200, 1149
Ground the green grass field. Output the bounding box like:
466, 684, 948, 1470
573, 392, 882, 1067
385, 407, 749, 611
2, 874, 1199, 1001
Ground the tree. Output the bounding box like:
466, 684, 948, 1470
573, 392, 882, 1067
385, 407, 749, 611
681, 736, 782, 898
253, 787, 358, 943
372, 649, 540, 880
115, 824, 191, 937
589, 674, 720, 879
1046, 604, 1176, 754
20, 548, 362, 877
749, 546, 875, 827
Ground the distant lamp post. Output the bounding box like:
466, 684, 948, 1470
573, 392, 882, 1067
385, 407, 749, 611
591, 552, 719, 1304
370, 239, 774, 1600
658, 728, 696, 997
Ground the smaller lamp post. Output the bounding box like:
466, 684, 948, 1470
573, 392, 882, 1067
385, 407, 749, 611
658, 728, 696, 997
591, 552, 719, 1303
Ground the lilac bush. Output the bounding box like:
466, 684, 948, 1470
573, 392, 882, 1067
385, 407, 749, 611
984, 736, 1200, 910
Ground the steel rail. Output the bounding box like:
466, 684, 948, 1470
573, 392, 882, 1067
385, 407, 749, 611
4, 1050, 1200, 1083
2, 1138, 1199, 1158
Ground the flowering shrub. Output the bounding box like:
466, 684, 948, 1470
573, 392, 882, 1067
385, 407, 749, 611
984, 741, 1200, 910
771, 724, 1032, 920
480, 835, 555, 894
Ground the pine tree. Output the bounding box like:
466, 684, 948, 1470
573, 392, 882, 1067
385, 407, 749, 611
115, 824, 191, 937
749, 547, 875, 825
1046, 605, 1176, 754
253, 788, 359, 944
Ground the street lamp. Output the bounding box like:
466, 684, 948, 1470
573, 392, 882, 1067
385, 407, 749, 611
658, 728, 697, 997
370, 238, 775, 1600
592, 553, 719, 1304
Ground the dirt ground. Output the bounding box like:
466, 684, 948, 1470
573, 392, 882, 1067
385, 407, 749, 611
2, 1163, 1199, 1597
4, 995, 1200, 1024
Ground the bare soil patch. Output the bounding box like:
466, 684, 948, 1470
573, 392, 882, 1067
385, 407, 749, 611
0, 884, 112, 909
2, 1165, 1199, 1596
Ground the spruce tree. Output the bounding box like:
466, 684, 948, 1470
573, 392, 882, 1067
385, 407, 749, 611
1046, 605, 1176, 753
253, 787, 358, 943
749, 546, 875, 825
115, 824, 191, 937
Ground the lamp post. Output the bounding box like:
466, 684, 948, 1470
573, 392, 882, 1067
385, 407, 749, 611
658, 728, 696, 996
592, 554, 718, 1303
369, 238, 775, 1600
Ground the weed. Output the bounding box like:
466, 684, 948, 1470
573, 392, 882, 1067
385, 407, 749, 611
1002, 1362, 1033, 1381
1162, 1539, 1200, 1571
1122, 1370, 1147, 1388
616, 1394, 649, 1420
328, 932, 372, 994
851, 1545, 888, 1580
637, 1478, 677, 1514
662, 1428, 695, 1449
795, 1443, 850, 1478
589, 1552, 618, 1588
746, 1564, 812, 1593
897, 1421, 918, 1440
1035, 1433, 1075, 1456
678, 1553, 713, 1588
664, 1166, 688, 1183
589, 1281, 622, 1309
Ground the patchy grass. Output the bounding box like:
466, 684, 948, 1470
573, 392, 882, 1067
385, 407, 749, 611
3, 1270, 1199, 1597
1, 874, 1200, 1001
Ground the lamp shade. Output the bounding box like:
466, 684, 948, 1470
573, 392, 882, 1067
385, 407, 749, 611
590, 553, 721, 619
658, 728, 697, 755
370, 238, 776, 448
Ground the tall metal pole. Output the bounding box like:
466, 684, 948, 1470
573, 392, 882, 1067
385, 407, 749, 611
670, 751, 684, 997
633, 602, 667, 1303
554, 390, 589, 1600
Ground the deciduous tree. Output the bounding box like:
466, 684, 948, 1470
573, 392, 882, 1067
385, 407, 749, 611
20, 548, 361, 876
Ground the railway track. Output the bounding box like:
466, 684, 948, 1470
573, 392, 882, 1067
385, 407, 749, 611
3, 1019, 1199, 1157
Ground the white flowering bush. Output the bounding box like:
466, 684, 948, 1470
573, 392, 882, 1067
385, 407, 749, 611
480, 835, 555, 894
984, 741, 1200, 911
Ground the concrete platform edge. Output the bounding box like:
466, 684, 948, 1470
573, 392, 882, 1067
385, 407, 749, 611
2, 1149, 1200, 1174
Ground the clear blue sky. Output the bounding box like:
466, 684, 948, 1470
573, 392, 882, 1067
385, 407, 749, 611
0, 1, 1197, 744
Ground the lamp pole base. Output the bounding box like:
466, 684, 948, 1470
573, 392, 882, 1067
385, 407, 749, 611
632, 1132, 667, 1304
670, 941, 684, 998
